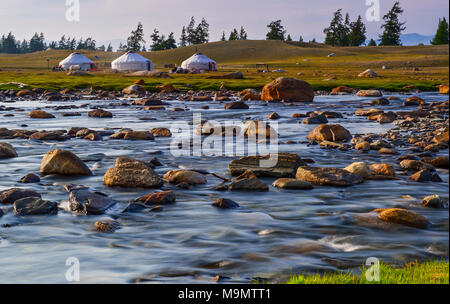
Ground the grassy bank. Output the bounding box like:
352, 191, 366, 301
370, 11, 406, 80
287, 260, 449, 284
0, 41, 448, 92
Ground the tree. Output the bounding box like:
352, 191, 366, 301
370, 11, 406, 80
431, 17, 449, 45
221, 31, 226, 41
29, 32, 46, 53
180, 26, 187, 47
324, 9, 350, 46
2, 32, 19, 53
286, 34, 292, 41
379, 1, 406, 46
150, 29, 162, 50
229, 29, 239, 41
164, 32, 177, 49
239, 26, 248, 40
106, 43, 113, 52
196, 18, 210, 44
368, 38, 377, 46
127, 22, 146, 51
186, 16, 197, 45
299, 36, 304, 42
348, 15, 367, 46
266, 20, 286, 40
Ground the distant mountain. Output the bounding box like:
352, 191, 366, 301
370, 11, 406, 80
366, 33, 434, 46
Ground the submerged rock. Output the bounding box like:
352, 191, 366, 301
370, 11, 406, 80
422, 195, 446, 208
14, 197, 58, 215
229, 176, 268, 191
296, 166, 363, 187
374, 208, 430, 229
0, 142, 18, 159
0, 188, 41, 205
163, 170, 207, 185
29, 131, 68, 141
136, 190, 176, 205
212, 198, 240, 209
87, 109, 113, 118
229, 153, 305, 177
104, 157, 163, 188
41, 149, 92, 176
20, 173, 40, 183
409, 169, 442, 182
94, 219, 120, 232
272, 178, 313, 189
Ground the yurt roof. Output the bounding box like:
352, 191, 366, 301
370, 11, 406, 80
112, 51, 151, 64
59, 53, 93, 65
184, 53, 216, 63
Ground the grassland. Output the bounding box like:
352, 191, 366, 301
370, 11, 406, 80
286, 260, 449, 284
0, 40, 448, 92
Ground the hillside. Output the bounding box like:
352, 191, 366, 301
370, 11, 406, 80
0, 40, 448, 92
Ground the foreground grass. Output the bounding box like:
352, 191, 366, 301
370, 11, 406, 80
287, 261, 449, 284
0, 41, 448, 92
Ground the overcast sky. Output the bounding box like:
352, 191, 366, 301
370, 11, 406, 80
0, 0, 448, 43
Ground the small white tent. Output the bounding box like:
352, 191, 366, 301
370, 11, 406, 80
59, 53, 94, 71
111, 51, 153, 71
181, 53, 217, 71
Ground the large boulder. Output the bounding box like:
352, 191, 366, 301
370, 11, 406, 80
103, 157, 163, 188
261, 77, 314, 102
306, 124, 352, 142
438, 84, 449, 94
14, 197, 58, 215
229, 153, 305, 177
358, 69, 379, 78
29, 131, 68, 141
0, 188, 41, 205
296, 166, 364, 187
0, 142, 18, 159
344, 162, 370, 178
40, 149, 92, 176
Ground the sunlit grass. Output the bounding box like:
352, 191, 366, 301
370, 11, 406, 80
286, 261, 449, 284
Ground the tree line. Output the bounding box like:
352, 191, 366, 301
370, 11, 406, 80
1, 4, 448, 54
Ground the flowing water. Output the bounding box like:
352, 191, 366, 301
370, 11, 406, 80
0, 92, 448, 283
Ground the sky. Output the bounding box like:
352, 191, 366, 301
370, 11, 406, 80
0, 0, 448, 45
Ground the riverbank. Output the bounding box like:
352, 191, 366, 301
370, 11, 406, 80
287, 260, 449, 284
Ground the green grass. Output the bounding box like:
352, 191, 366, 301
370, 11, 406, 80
0, 40, 448, 92
286, 260, 449, 284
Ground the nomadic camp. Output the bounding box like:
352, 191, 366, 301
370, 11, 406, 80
58, 52, 94, 71
111, 51, 154, 72
181, 53, 217, 71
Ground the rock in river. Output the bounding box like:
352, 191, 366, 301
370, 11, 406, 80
229, 153, 305, 177
422, 195, 446, 208
344, 162, 370, 178
272, 178, 313, 189
229, 176, 269, 191
373, 208, 430, 229
41, 149, 92, 176
296, 166, 364, 187
94, 219, 120, 232
67, 185, 117, 215
0, 188, 41, 205
212, 198, 240, 209
163, 170, 207, 185
20, 173, 40, 183
260, 77, 314, 102
136, 190, 176, 205
14, 197, 58, 215
87, 109, 113, 118
0, 142, 18, 159
28, 110, 55, 119
104, 157, 163, 188
306, 124, 352, 142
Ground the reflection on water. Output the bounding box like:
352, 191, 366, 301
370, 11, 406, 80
0, 93, 448, 283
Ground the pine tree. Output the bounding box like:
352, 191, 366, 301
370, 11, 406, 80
266, 20, 286, 40
239, 26, 248, 40
299, 36, 304, 42
431, 17, 449, 45
196, 18, 210, 44
368, 38, 377, 46
324, 9, 349, 46
229, 29, 239, 41
127, 22, 146, 51
221, 31, 226, 41
286, 34, 292, 41
379, 1, 406, 46
349, 15, 367, 46
106, 43, 113, 52
180, 26, 187, 47
150, 29, 162, 50
165, 32, 177, 49
186, 16, 196, 45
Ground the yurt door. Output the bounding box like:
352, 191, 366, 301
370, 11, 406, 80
147, 62, 151, 71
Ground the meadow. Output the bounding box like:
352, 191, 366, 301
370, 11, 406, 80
0, 40, 448, 92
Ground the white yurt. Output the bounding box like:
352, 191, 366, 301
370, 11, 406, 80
59, 53, 94, 71
111, 51, 154, 71
181, 53, 217, 71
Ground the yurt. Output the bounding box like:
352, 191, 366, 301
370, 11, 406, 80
111, 51, 154, 71
59, 53, 94, 71
181, 53, 217, 71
